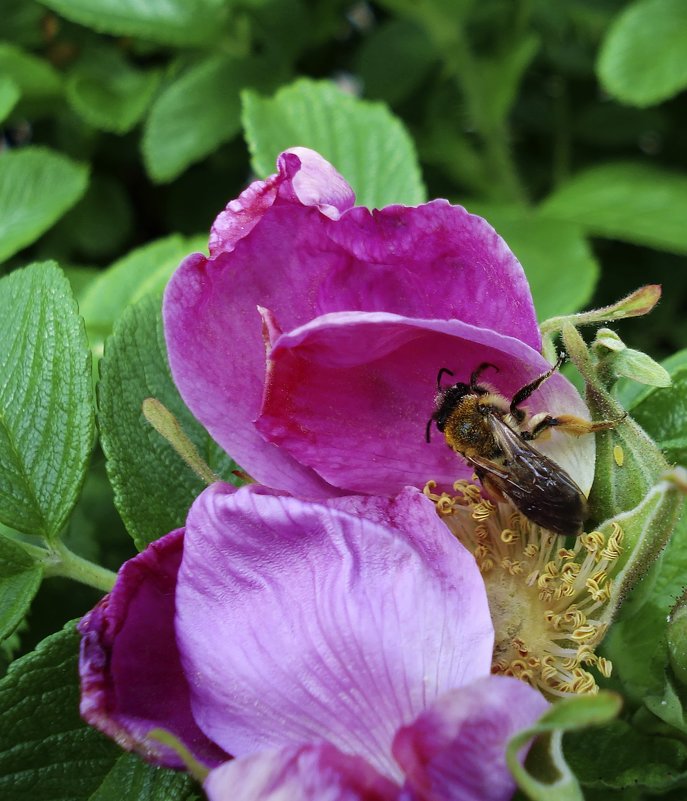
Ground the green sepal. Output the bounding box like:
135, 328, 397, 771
507, 692, 621, 801
595, 468, 685, 628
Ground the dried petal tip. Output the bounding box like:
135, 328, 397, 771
425, 482, 622, 698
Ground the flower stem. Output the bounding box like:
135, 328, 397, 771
45, 543, 117, 593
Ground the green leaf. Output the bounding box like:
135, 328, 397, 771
598, 0, 687, 107
354, 19, 436, 106
0, 623, 198, 800
0, 76, 20, 123
478, 35, 540, 130
143, 54, 267, 183
0, 147, 89, 263
36, 0, 229, 47
628, 368, 687, 466
80, 234, 206, 354
242, 78, 426, 207
565, 719, 687, 792
0, 42, 62, 102
0, 263, 94, 540
0, 534, 43, 641
66, 47, 161, 134
98, 294, 237, 550
461, 203, 599, 319
539, 163, 687, 255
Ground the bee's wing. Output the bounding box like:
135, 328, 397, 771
466, 416, 586, 537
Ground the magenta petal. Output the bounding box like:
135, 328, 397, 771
78, 529, 227, 768
393, 676, 548, 801
257, 313, 595, 495
164, 149, 540, 496
175, 484, 493, 780
204, 743, 399, 801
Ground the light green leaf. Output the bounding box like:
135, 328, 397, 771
143, 54, 267, 183
242, 78, 426, 207
0, 263, 94, 540
462, 203, 599, 319
0, 623, 199, 800
0, 534, 43, 641
598, 0, 687, 107
36, 0, 229, 47
66, 47, 161, 134
0, 147, 89, 263
0, 42, 62, 101
0, 76, 20, 123
629, 368, 687, 466
540, 162, 687, 255
80, 234, 206, 353
98, 294, 238, 550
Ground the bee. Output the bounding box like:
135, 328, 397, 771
426, 358, 621, 537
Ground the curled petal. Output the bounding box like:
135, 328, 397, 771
164, 150, 539, 496
78, 530, 227, 769
176, 484, 493, 780
393, 676, 549, 801
204, 743, 398, 801
257, 313, 595, 495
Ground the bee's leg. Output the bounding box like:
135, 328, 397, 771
470, 362, 499, 394
522, 412, 626, 441
509, 355, 565, 422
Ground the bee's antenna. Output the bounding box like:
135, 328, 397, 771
436, 367, 454, 390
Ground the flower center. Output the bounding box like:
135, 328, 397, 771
424, 480, 623, 698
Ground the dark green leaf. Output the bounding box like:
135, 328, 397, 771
36, 0, 229, 47
565, 720, 687, 791
0, 76, 20, 123
98, 294, 237, 550
355, 19, 436, 106
629, 368, 687, 466
143, 55, 268, 183
0, 623, 199, 800
598, 0, 687, 107
0, 147, 89, 263
539, 163, 687, 255
0, 534, 43, 640
66, 47, 161, 134
242, 78, 426, 207
58, 175, 134, 261
0, 263, 94, 540
461, 203, 599, 319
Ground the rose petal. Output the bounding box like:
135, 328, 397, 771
257, 312, 595, 496
393, 676, 549, 801
78, 529, 227, 768
204, 743, 399, 801
317, 201, 539, 350
164, 150, 539, 497
176, 484, 493, 780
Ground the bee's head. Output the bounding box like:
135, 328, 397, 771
425, 368, 472, 442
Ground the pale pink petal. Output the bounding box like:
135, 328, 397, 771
175, 484, 493, 781
393, 676, 549, 801
204, 743, 399, 801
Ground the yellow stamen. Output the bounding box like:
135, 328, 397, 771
424, 480, 623, 698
